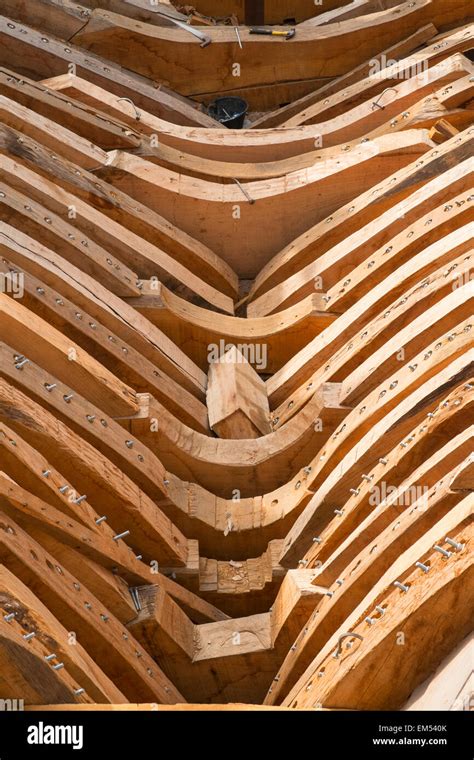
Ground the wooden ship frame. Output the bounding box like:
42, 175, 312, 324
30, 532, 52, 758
0, 0, 472, 713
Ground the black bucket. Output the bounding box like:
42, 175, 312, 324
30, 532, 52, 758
207, 96, 248, 129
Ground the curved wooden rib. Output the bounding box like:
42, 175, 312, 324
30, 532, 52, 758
68, 1, 466, 101
98, 131, 432, 275
249, 127, 473, 305
0, 125, 238, 304
0, 507, 186, 703
265, 445, 473, 702
267, 230, 472, 410
253, 23, 473, 129
280, 500, 473, 708
0, 564, 125, 703
0, 12, 217, 127
33, 25, 473, 165
249, 164, 472, 316
0, 224, 207, 397
125, 284, 334, 374
0, 3, 471, 709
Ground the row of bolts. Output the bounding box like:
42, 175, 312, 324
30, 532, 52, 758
2, 609, 84, 696
269, 534, 465, 693
13, 354, 141, 550
8, 355, 469, 693
3, 357, 156, 693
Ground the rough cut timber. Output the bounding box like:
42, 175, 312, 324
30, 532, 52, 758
0, 0, 471, 713
207, 347, 272, 439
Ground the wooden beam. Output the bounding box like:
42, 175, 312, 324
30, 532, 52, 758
0, 508, 185, 703
0, 13, 218, 127
281, 500, 473, 708
207, 347, 272, 439
0, 563, 127, 704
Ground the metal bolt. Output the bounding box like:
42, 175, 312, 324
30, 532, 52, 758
393, 581, 409, 592
444, 537, 463, 551
95, 516, 107, 525
434, 545, 451, 558
113, 530, 130, 541
415, 561, 430, 573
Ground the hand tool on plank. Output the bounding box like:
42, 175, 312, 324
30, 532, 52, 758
249, 27, 295, 39
156, 14, 212, 46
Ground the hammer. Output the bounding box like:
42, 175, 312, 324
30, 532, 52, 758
250, 27, 295, 40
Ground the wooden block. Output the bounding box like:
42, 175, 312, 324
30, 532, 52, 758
429, 117, 461, 142
207, 346, 271, 439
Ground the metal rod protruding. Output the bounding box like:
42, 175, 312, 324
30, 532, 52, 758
333, 632, 363, 658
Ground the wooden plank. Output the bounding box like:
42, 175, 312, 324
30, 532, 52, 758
0, 67, 143, 150
0, 563, 127, 704
0, 122, 237, 305
308, 426, 474, 584
253, 23, 472, 129
0, 182, 140, 298
99, 131, 432, 276
267, 458, 472, 703
125, 284, 334, 374
0, 13, 218, 127
0, 375, 190, 567
249, 162, 472, 316
71, 2, 442, 97
249, 128, 473, 304
0, 292, 140, 418
132, 383, 349, 495
207, 347, 272, 438
40, 32, 472, 164
278, 353, 474, 566
267, 225, 473, 406
0, 258, 209, 434
403, 633, 474, 710
0, 509, 185, 703
0, 220, 207, 397
0, 93, 109, 167
281, 501, 473, 708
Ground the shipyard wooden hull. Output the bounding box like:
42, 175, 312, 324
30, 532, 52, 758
0, 0, 471, 718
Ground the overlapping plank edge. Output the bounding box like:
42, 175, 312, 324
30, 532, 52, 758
0, 0, 472, 711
